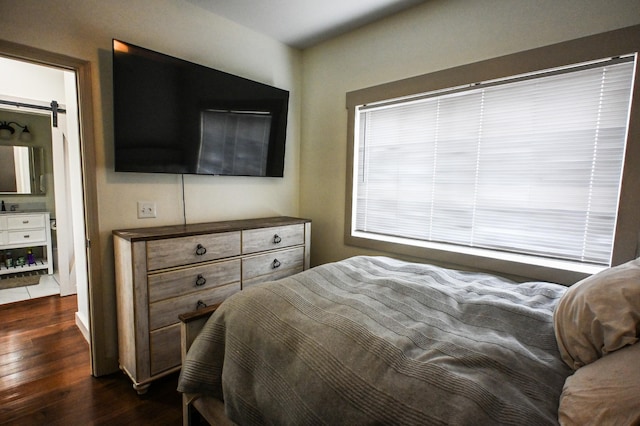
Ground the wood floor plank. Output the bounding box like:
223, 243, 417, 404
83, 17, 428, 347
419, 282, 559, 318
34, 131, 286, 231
0, 295, 182, 424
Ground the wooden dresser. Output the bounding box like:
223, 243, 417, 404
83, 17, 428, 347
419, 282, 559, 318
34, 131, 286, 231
113, 216, 311, 394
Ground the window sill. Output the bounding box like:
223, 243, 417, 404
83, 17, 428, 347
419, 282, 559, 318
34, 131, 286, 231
348, 231, 607, 285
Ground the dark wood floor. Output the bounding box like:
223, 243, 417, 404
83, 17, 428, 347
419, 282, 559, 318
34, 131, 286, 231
0, 295, 182, 425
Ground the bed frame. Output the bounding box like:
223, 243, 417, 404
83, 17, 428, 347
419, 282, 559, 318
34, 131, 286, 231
179, 304, 235, 426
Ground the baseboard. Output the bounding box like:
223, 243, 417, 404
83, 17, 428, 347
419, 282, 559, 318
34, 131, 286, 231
75, 311, 90, 343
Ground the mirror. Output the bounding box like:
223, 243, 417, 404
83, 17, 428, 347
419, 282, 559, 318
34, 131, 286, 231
0, 145, 46, 195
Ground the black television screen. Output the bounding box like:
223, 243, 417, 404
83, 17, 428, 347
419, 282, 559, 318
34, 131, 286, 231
112, 39, 289, 177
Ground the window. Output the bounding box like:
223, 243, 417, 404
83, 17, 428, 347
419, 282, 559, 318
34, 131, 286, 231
345, 27, 640, 283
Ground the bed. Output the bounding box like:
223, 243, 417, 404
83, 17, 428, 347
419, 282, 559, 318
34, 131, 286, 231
177, 255, 640, 425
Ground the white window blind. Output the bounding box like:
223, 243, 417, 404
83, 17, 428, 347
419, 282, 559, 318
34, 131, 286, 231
353, 57, 635, 266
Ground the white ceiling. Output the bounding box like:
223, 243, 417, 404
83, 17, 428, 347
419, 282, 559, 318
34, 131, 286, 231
188, 0, 427, 49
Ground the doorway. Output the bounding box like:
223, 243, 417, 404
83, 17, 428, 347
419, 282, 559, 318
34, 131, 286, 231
0, 57, 89, 330
0, 39, 103, 376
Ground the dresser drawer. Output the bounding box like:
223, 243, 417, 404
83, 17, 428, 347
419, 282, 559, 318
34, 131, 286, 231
149, 282, 240, 330
8, 228, 47, 245
243, 265, 306, 289
149, 324, 180, 376
7, 214, 46, 230
0, 231, 7, 245
0, 216, 7, 230
242, 246, 305, 285
242, 224, 305, 254
148, 259, 241, 303
146, 231, 241, 271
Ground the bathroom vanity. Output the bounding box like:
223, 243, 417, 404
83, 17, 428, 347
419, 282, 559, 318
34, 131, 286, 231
0, 212, 53, 276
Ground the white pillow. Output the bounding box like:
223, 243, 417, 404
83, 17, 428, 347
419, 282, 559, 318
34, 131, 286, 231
553, 257, 640, 369
558, 342, 640, 426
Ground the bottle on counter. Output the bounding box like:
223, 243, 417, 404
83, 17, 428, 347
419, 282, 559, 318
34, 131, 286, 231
27, 248, 35, 265
5, 251, 13, 268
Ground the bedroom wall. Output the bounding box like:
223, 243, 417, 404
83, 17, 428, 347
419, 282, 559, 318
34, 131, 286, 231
0, 0, 302, 374
299, 0, 640, 269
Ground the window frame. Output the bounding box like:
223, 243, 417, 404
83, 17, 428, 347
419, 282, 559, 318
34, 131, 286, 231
344, 25, 640, 285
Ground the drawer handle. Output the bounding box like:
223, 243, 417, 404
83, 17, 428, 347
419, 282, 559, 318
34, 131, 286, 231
195, 244, 207, 256
23, 234, 31, 239
272, 259, 281, 269
196, 300, 207, 310
273, 234, 282, 244
22, 220, 29, 224
195, 274, 207, 287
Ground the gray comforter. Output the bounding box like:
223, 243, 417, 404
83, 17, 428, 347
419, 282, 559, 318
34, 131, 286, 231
178, 256, 572, 425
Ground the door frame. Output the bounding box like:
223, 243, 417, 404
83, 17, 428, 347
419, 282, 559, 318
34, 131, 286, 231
0, 39, 104, 375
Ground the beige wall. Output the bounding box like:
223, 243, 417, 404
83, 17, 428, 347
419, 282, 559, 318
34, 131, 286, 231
0, 0, 302, 373
299, 0, 640, 268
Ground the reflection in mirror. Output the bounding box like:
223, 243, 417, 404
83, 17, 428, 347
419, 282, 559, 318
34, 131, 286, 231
0, 145, 46, 195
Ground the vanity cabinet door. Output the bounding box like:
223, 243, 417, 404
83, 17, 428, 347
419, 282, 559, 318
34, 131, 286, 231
7, 214, 46, 230
8, 229, 47, 245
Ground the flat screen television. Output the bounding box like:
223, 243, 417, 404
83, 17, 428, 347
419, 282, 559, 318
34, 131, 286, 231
112, 39, 289, 177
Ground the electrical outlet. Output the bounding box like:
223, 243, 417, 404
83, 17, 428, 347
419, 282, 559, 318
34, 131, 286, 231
137, 201, 156, 219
